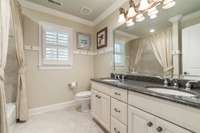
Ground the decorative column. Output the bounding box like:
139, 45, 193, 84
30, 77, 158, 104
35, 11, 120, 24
169, 15, 182, 78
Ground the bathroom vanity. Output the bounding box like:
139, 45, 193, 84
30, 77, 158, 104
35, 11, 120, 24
91, 1, 200, 132
91, 78, 200, 133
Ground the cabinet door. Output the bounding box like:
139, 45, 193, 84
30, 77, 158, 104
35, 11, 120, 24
128, 106, 155, 133
155, 118, 192, 133
91, 90, 101, 120
91, 89, 111, 131
111, 117, 127, 133
99, 92, 111, 131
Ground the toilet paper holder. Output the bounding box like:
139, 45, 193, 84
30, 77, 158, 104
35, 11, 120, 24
68, 82, 78, 89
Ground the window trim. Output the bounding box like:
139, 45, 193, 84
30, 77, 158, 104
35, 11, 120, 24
39, 22, 73, 69
114, 41, 126, 66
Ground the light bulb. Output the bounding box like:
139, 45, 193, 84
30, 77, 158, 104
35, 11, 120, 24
150, 14, 157, 19
127, 6, 137, 19
126, 19, 135, 27
163, 0, 176, 9
139, 0, 150, 11
118, 13, 126, 24
136, 14, 145, 22
148, 7, 159, 16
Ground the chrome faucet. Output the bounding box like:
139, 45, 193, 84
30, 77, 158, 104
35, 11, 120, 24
163, 78, 179, 88
185, 80, 199, 91
121, 74, 125, 81
163, 78, 169, 87
171, 79, 179, 89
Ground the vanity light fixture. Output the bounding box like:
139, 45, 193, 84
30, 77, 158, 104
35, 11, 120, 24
118, 8, 126, 24
136, 13, 145, 22
126, 19, 135, 27
163, 0, 176, 9
118, 0, 176, 26
139, 0, 151, 11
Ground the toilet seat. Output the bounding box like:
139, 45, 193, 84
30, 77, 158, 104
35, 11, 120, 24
75, 91, 92, 98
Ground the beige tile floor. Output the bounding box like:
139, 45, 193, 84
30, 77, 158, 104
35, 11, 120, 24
11, 108, 105, 133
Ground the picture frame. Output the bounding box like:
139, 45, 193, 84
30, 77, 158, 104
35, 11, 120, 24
97, 27, 108, 49
76, 32, 91, 50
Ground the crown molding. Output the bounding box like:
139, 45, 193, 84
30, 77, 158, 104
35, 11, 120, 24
18, 0, 95, 26
115, 30, 138, 39
168, 15, 183, 23
93, 0, 128, 25
181, 10, 200, 22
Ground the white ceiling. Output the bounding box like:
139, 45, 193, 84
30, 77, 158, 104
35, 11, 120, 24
26, 0, 117, 21
117, 0, 200, 38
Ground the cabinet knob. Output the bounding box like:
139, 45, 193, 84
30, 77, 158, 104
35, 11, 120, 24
114, 92, 121, 96
156, 127, 163, 132
147, 121, 153, 127
95, 95, 101, 99
114, 108, 121, 113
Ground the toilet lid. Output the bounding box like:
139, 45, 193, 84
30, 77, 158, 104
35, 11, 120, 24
76, 91, 92, 98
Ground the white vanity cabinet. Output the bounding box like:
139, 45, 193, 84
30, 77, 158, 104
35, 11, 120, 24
91, 81, 196, 133
91, 89, 111, 131
91, 82, 128, 133
128, 106, 192, 133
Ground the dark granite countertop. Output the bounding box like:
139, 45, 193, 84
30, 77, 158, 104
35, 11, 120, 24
91, 78, 200, 109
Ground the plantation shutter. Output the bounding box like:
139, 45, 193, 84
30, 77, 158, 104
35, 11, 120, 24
41, 23, 73, 66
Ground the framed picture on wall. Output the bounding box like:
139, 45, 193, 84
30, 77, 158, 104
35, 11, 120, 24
76, 32, 91, 50
97, 27, 107, 49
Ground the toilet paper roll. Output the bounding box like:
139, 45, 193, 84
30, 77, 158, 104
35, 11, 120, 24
68, 81, 77, 89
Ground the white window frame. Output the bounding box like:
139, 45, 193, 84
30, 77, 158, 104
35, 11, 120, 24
114, 41, 126, 66
39, 22, 73, 69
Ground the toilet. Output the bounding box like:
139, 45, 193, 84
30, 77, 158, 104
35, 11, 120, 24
75, 91, 92, 112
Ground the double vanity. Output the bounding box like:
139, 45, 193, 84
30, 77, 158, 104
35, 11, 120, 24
91, 76, 200, 133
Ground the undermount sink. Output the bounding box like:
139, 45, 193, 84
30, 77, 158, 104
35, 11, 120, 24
102, 79, 119, 82
147, 88, 195, 97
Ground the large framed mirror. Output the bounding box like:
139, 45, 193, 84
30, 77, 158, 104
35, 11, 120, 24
113, 0, 200, 79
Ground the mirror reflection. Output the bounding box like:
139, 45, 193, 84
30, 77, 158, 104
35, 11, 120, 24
114, 0, 200, 79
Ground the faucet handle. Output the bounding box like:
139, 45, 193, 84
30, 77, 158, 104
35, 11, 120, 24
185, 80, 199, 91
121, 74, 125, 81
163, 78, 169, 87
173, 79, 179, 88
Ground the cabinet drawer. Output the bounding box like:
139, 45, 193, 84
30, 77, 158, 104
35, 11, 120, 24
111, 98, 127, 125
110, 87, 127, 103
111, 117, 127, 133
91, 82, 111, 95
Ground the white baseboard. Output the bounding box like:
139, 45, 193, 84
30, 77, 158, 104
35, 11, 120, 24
29, 100, 78, 116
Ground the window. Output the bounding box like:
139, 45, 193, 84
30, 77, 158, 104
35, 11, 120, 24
39, 22, 73, 69
114, 42, 125, 66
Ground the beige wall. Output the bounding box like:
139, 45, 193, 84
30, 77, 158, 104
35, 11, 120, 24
23, 8, 94, 108
94, 2, 129, 78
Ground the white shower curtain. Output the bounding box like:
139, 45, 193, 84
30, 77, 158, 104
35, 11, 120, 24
10, 0, 29, 121
129, 28, 173, 76
0, 0, 11, 133
150, 28, 173, 76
